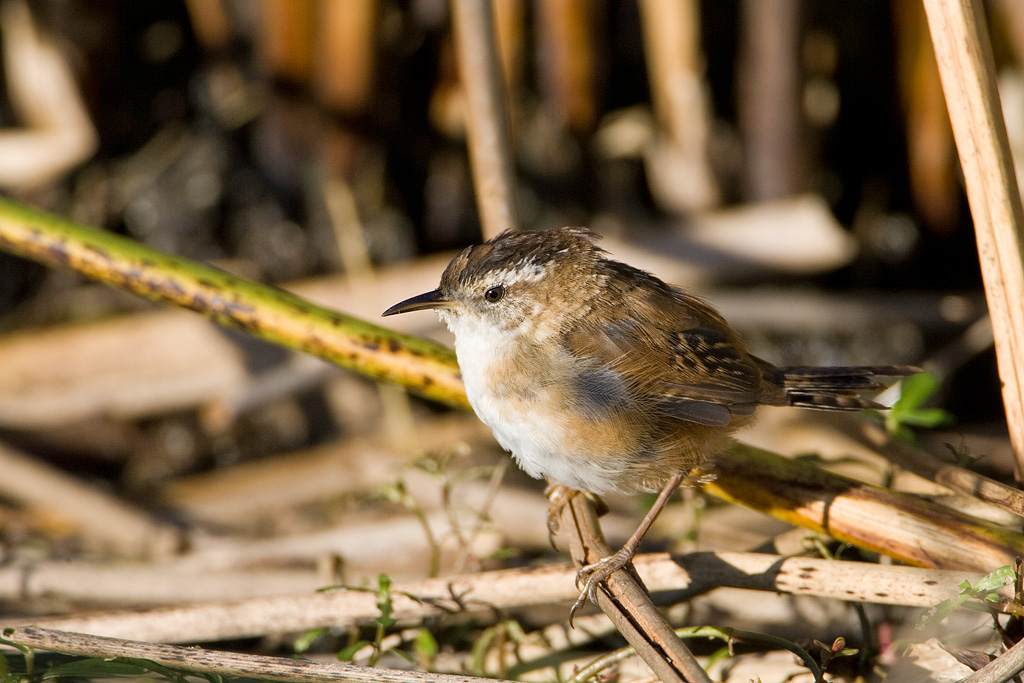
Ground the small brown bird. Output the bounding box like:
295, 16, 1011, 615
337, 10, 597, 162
384, 227, 917, 612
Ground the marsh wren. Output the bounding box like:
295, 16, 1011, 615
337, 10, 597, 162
384, 227, 917, 612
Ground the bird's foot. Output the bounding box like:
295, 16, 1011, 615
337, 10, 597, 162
544, 485, 609, 548
570, 545, 636, 623
543, 483, 576, 543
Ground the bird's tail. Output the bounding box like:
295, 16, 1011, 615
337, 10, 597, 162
768, 365, 920, 411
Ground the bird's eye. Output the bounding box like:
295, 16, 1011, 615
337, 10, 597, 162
484, 285, 505, 303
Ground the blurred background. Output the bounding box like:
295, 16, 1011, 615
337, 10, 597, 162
0, 0, 1017, 677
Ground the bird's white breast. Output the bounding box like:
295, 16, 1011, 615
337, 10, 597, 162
441, 311, 626, 493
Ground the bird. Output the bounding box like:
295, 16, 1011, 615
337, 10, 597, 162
383, 226, 918, 615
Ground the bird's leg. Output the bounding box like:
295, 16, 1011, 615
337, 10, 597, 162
544, 482, 607, 547
571, 472, 687, 619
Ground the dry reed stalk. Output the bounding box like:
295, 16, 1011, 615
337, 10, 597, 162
847, 418, 1024, 519
710, 442, 1024, 572
923, 0, 1024, 468
2, 627, 511, 683
3, 551, 979, 644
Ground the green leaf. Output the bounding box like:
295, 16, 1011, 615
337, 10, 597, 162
887, 372, 953, 435
375, 573, 396, 629
898, 407, 953, 428
974, 565, 1016, 592
470, 628, 496, 675
898, 372, 940, 409
294, 627, 328, 653
704, 644, 732, 671
414, 629, 438, 661
917, 565, 1015, 628
337, 640, 370, 662
917, 593, 971, 628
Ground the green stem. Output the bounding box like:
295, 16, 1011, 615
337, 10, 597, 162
0, 196, 467, 410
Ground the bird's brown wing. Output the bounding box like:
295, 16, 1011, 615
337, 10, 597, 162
565, 286, 767, 427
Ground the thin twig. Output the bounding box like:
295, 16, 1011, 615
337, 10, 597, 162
959, 634, 1024, 682
559, 493, 711, 683
0, 627, 512, 683
843, 417, 1024, 519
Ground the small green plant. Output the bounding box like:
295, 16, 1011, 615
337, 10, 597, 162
378, 448, 501, 578
885, 372, 953, 440
378, 475, 443, 577
293, 626, 329, 653
944, 440, 982, 469
917, 564, 1017, 628
813, 636, 859, 673
469, 619, 528, 679
411, 628, 439, 671
0, 632, 32, 683
336, 573, 402, 666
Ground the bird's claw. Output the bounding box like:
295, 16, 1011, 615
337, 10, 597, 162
568, 549, 635, 625
544, 484, 577, 547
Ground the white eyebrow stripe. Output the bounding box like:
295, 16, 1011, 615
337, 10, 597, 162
490, 260, 547, 285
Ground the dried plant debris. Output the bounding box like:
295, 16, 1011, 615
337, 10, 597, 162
0, 2, 1019, 682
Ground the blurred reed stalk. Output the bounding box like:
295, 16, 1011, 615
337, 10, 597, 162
450, 0, 519, 240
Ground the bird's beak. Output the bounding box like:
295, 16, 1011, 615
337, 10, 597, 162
382, 289, 451, 316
